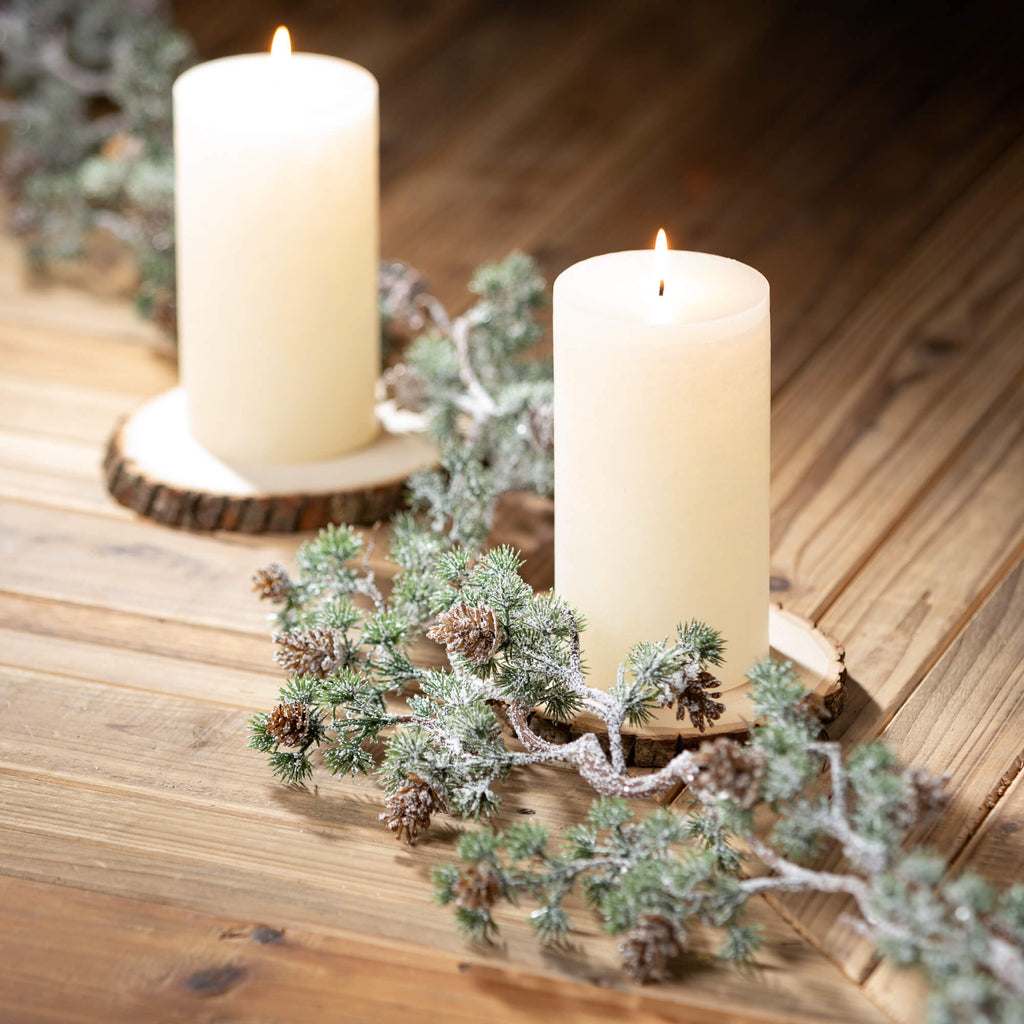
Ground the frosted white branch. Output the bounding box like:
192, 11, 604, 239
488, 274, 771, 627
808, 741, 889, 873
504, 699, 700, 799
748, 838, 1024, 997
451, 321, 499, 429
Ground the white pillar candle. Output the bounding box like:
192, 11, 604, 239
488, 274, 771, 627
554, 235, 770, 723
174, 28, 379, 463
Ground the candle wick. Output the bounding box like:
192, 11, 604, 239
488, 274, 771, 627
658, 279, 665, 297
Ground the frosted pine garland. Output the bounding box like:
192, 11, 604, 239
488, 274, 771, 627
250, 523, 1024, 1019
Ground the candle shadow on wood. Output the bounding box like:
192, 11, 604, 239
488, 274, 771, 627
488, 490, 555, 592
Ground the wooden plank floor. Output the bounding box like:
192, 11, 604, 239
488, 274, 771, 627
1, 1, 1023, 1020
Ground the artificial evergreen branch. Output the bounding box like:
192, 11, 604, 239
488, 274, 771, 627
380, 253, 554, 549
0, 0, 195, 333
250, 524, 1024, 1020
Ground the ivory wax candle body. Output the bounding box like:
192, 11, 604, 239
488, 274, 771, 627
174, 32, 379, 463
554, 246, 770, 723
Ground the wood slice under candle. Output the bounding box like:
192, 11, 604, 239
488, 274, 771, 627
104, 387, 437, 533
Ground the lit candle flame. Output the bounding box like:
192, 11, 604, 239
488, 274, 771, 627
271, 26, 291, 59
655, 228, 668, 297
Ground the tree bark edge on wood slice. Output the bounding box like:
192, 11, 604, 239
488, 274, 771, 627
103, 388, 438, 534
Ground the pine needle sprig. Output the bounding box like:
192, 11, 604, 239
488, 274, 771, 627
250, 525, 730, 821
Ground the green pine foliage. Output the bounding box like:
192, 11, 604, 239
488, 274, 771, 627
0, 0, 194, 330
390, 251, 555, 550
251, 522, 1024, 1017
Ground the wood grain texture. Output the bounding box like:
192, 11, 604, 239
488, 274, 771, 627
0, 591, 278, 675
770, 549, 1024, 981
0, 875, 888, 1024
820, 373, 1024, 750
770, 136, 1024, 617
0, 315, 172, 394
0, 499, 301, 634
0, 666, 889, 1024
2, 0, 1024, 1020
949, 769, 1024, 893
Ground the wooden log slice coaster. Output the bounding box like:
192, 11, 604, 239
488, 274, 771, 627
527, 604, 846, 769
104, 387, 437, 533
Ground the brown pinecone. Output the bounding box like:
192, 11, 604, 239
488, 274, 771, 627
267, 701, 310, 747
425, 598, 501, 663
380, 775, 446, 845
381, 362, 426, 412
427, 602, 502, 665
273, 628, 346, 678
904, 765, 950, 821
618, 914, 686, 984
253, 564, 291, 602
690, 738, 766, 809
100, 131, 145, 161
453, 862, 502, 912
675, 669, 725, 732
